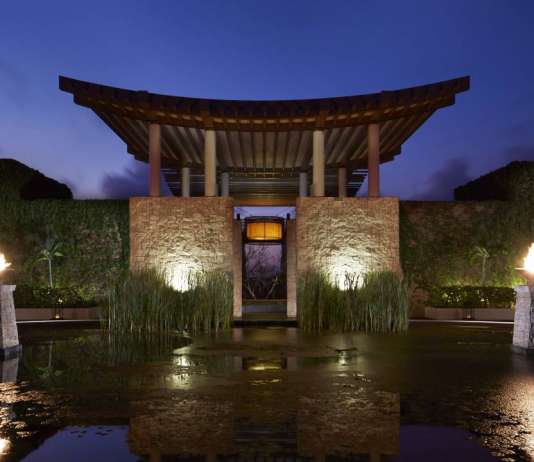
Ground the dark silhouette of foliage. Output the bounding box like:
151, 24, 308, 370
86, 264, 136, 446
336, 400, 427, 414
0, 158, 72, 200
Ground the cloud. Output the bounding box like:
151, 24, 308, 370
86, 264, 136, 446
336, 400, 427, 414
413, 157, 472, 200
100, 160, 150, 198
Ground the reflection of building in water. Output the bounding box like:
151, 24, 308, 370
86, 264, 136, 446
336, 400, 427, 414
128, 358, 400, 461
297, 393, 399, 461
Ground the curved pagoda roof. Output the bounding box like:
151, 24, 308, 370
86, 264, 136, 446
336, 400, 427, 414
59, 75, 469, 199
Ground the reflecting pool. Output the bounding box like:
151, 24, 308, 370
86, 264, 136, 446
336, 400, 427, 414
0, 322, 533, 461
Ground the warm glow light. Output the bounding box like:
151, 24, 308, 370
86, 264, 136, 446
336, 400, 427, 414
523, 243, 534, 274
168, 262, 201, 292
246, 222, 283, 241
0, 438, 10, 454
329, 255, 366, 290
0, 253, 11, 273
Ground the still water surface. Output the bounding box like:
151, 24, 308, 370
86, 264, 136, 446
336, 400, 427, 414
0, 322, 532, 461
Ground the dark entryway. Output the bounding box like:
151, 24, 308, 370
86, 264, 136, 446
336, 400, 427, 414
242, 217, 287, 318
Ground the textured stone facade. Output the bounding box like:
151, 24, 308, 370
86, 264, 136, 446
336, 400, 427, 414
286, 220, 297, 318
296, 197, 400, 283
232, 220, 243, 318
0, 285, 21, 358
513, 285, 534, 355
130, 197, 234, 290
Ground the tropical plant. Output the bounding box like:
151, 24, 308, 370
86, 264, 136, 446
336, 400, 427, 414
469, 245, 490, 286
36, 236, 64, 288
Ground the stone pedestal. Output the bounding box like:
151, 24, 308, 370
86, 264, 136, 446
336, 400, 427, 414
0, 285, 21, 359
512, 285, 534, 356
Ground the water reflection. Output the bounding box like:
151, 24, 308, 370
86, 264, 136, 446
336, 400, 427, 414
0, 324, 531, 460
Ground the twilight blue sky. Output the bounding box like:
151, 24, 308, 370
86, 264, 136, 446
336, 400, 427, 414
1, 1, 533, 199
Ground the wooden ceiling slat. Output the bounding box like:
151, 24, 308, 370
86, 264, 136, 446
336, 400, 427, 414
284, 131, 298, 169
329, 126, 353, 165
294, 131, 312, 169
252, 132, 263, 170
379, 117, 413, 155
271, 132, 279, 170
334, 126, 364, 165
240, 132, 254, 169
382, 112, 433, 156
265, 132, 276, 170
96, 111, 144, 156
189, 128, 205, 161
325, 127, 339, 155
276, 132, 288, 169
229, 131, 244, 169
176, 127, 203, 164
219, 131, 236, 169
160, 125, 185, 163
291, 130, 304, 169
113, 116, 149, 157
165, 125, 193, 165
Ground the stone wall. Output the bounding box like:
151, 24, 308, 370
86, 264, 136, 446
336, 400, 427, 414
130, 197, 234, 290
512, 285, 534, 354
295, 197, 400, 283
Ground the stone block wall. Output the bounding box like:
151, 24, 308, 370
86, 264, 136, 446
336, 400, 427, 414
130, 197, 234, 290
513, 285, 534, 354
295, 197, 400, 283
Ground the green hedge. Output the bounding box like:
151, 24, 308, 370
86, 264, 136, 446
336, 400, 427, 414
400, 200, 534, 290
14, 285, 97, 308
429, 286, 515, 309
0, 198, 129, 298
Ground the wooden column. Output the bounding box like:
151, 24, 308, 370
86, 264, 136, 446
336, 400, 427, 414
148, 123, 161, 197
338, 166, 347, 198
299, 171, 308, 197
204, 129, 216, 197
181, 167, 190, 197
367, 123, 380, 198
221, 172, 230, 197
312, 130, 325, 197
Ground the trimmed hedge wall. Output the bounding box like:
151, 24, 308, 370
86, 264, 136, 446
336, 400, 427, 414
429, 286, 515, 309
14, 285, 97, 308
0, 199, 129, 299
400, 200, 534, 290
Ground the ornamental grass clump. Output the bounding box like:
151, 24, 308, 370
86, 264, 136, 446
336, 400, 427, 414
183, 271, 233, 334
104, 268, 180, 335
351, 271, 409, 333
104, 268, 233, 336
297, 270, 409, 333
297, 271, 342, 331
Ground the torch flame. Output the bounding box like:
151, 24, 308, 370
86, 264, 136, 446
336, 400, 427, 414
523, 243, 534, 274
0, 254, 11, 273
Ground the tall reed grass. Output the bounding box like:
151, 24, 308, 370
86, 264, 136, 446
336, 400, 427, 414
297, 270, 409, 333
103, 268, 232, 336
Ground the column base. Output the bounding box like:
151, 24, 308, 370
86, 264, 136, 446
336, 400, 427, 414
0, 344, 21, 360
512, 345, 534, 357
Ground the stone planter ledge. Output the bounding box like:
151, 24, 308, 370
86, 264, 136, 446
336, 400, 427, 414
424, 306, 514, 322
16, 307, 100, 321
